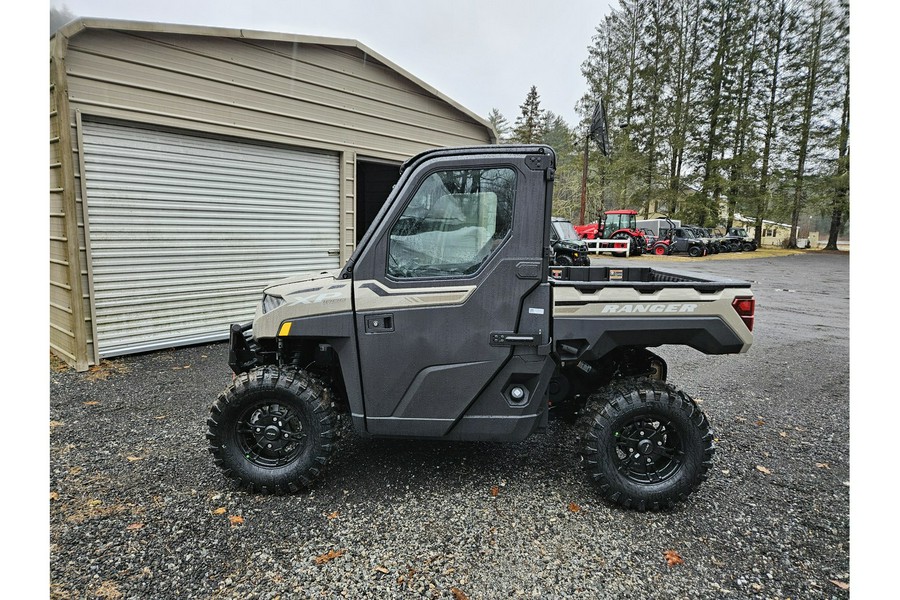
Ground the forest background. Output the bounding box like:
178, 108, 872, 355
489, 0, 849, 249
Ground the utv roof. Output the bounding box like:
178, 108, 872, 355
400, 144, 555, 174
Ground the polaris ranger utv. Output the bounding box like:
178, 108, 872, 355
208, 144, 755, 511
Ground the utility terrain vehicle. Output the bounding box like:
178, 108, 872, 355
549, 217, 591, 266
208, 144, 755, 511
726, 227, 758, 252
645, 217, 708, 257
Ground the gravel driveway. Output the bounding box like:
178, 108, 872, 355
49, 252, 849, 599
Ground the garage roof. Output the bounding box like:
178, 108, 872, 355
52, 18, 497, 144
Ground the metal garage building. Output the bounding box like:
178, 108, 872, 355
50, 19, 496, 370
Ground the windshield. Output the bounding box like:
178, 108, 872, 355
606, 213, 636, 231
552, 220, 580, 241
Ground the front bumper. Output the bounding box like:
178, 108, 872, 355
228, 322, 259, 374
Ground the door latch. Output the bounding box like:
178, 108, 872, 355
365, 314, 394, 333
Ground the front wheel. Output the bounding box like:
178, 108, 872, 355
688, 245, 703, 257
553, 253, 574, 267
580, 378, 715, 511
207, 366, 338, 494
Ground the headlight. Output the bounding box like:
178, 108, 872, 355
261, 293, 286, 314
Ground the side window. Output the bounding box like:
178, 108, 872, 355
387, 167, 516, 278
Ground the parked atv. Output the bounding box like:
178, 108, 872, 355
685, 225, 719, 254
550, 217, 591, 266
649, 217, 707, 257
727, 227, 757, 252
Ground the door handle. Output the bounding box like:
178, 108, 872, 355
365, 314, 394, 333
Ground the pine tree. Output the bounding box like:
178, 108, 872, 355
511, 86, 545, 144
825, 0, 849, 250
487, 108, 510, 143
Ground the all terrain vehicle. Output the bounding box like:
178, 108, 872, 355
549, 217, 591, 266
208, 144, 755, 511
685, 225, 720, 254
725, 227, 757, 252
647, 217, 708, 257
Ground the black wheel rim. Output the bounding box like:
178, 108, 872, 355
612, 414, 684, 483
235, 401, 308, 468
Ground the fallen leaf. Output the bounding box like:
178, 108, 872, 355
212, 507, 227, 515
734, 416, 746, 423
779, 431, 788, 437
756, 465, 772, 475
815, 463, 830, 469
68, 466, 83, 476
228, 515, 244, 526
154, 415, 167, 420
751, 583, 763, 591
755, 419, 765, 426
50, 491, 60, 501
126, 456, 144, 462
663, 550, 684, 566
50, 420, 65, 429
83, 401, 100, 406
490, 485, 500, 497
87, 499, 102, 507
314, 549, 345, 565
373, 566, 389, 574
450, 587, 469, 600
326, 511, 340, 520
93, 580, 122, 600
720, 469, 730, 475
829, 579, 849, 591
126, 522, 144, 531
568, 502, 581, 513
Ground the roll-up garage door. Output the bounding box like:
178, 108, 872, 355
81, 121, 341, 357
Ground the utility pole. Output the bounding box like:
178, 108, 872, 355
579, 136, 589, 225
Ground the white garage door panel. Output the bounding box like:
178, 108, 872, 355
82, 122, 341, 357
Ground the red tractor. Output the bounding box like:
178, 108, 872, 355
575, 209, 646, 257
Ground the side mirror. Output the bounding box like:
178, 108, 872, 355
588, 101, 610, 156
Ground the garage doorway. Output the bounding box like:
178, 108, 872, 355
356, 158, 401, 243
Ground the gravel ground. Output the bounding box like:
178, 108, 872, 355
49, 252, 850, 599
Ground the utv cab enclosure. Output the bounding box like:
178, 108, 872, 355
209, 145, 755, 511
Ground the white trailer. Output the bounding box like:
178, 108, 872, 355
637, 218, 680, 237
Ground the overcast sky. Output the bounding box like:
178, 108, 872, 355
51, 0, 613, 129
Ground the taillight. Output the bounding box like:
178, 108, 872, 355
732, 297, 755, 331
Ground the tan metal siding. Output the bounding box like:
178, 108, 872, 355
50, 42, 92, 370
64, 31, 490, 161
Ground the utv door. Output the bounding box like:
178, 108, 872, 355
350, 149, 554, 438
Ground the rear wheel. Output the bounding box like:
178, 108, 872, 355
688, 245, 702, 257
207, 366, 337, 493
580, 378, 714, 511
743, 242, 755, 252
